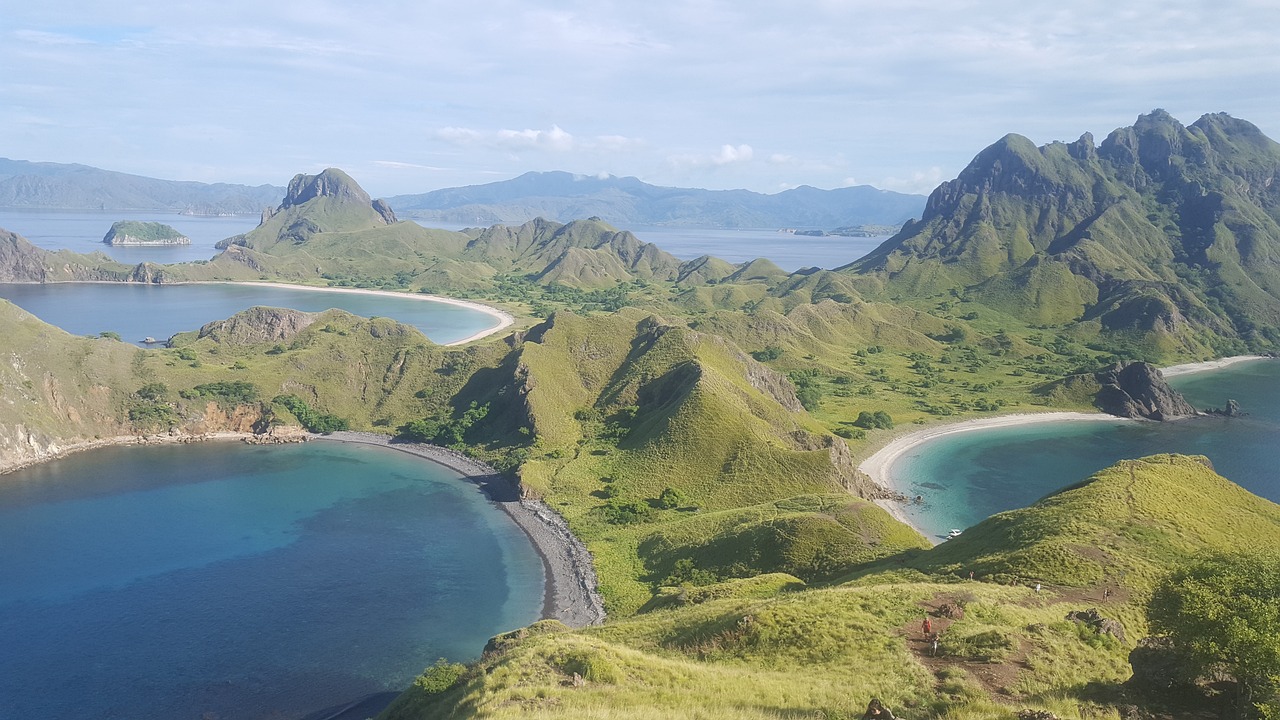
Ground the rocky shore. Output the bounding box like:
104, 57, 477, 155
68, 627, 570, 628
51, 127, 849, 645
317, 431, 606, 628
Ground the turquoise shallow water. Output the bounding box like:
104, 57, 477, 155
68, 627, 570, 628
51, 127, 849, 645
0, 281, 498, 345
0, 441, 543, 720
890, 359, 1280, 540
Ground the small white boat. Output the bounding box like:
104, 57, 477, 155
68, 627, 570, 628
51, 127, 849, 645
946, 529, 963, 538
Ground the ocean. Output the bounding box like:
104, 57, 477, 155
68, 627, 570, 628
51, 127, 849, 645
0, 441, 543, 720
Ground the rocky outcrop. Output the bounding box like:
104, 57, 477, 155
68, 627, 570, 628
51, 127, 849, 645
191, 306, 317, 345
1065, 608, 1126, 642
1093, 362, 1197, 420
1204, 399, 1245, 417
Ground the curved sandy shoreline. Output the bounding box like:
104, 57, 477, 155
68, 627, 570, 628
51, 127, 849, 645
1159, 354, 1269, 377
859, 354, 1274, 536
201, 281, 515, 346
316, 431, 605, 629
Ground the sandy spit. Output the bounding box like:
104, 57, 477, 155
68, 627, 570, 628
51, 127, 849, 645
316, 431, 606, 629
1159, 354, 1271, 378
197, 281, 516, 346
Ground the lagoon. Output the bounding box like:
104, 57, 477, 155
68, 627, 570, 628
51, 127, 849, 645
0, 281, 501, 346
0, 440, 544, 720
890, 359, 1280, 540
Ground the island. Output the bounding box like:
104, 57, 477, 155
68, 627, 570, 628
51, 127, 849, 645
102, 220, 191, 246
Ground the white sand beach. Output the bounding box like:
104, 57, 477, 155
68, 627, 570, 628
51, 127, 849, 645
206, 281, 515, 346
1159, 354, 1270, 377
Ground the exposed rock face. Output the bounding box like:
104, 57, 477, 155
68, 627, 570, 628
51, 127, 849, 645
1094, 362, 1197, 420
283, 168, 372, 208
192, 306, 317, 345
1204, 398, 1245, 417
1065, 608, 1126, 642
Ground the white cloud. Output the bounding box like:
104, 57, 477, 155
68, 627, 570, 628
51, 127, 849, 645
495, 125, 575, 152
436, 127, 484, 145
712, 144, 753, 165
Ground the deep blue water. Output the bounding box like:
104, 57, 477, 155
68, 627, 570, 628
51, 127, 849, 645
0, 282, 498, 346
0, 441, 543, 720
891, 359, 1280, 540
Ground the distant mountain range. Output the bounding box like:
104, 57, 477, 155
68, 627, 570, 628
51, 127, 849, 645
386, 171, 926, 229
0, 158, 285, 215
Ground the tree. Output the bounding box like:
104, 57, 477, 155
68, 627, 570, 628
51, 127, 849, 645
1148, 552, 1280, 719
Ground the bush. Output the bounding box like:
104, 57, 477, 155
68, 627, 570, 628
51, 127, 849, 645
939, 628, 1016, 662
272, 394, 349, 433
796, 385, 823, 411
413, 658, 467, 694
603, 498, 652, 525
852, 410, 894, 429
191, 381, 258, 406
751, 346, 783, 361
656, 486, 685, 509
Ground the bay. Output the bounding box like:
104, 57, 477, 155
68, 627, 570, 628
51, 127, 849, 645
0, 441, 544, 720
891, 359, 1280, 540
0, 282, 499, 346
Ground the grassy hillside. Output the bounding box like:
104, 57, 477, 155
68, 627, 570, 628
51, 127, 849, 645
844, 111, 1280, 362
384, 454, 1280, 720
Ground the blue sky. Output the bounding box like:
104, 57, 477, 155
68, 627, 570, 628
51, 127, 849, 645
3, 1, 1278, 197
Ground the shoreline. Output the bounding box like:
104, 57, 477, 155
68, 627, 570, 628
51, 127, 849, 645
20, 278, 517, 346
1159, 354, 1270, 377
0, 430, 280, 477
860, 412, 1127, 536
315, 431, 605, 630
0, 427, 605, 629
859, 354, 1274, 538
203, 281, 516, 346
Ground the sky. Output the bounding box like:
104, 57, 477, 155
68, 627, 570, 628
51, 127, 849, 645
3, 1, 1278, 198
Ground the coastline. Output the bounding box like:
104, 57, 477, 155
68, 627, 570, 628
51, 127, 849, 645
14, 278, 518, 346
205, 281, 516, 346
0, 430, 279, 477
858, 353, 1274, 538
1159, 354, 1270, 377
859, 412, 1127, 535
1, 427, 605, 629
315, 431, 605, 629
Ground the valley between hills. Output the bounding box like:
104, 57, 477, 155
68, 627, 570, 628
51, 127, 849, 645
3, 110, 1280, 720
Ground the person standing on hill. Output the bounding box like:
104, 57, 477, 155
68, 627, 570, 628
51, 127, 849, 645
922, 616, 932, 635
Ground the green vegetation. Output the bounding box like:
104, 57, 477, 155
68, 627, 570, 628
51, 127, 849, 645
272, 394, 349, 433
1149, 552, 1280, 718
104, 220, 189, 245
9, 125, 1280, 720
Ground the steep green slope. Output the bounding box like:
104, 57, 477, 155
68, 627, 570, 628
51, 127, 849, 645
845, 111, 1280, 360
387, 454, 1280, 720
411, 309, 925, 613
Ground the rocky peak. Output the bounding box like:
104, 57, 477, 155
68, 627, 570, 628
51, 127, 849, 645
1093, 362, 1197, 420
282, 168, 371, 208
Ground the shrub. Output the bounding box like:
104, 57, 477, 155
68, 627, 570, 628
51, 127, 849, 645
751, 346, 783, 361
272, 394, 349, 433
413, 658, 467, 695
603, 498, 652, 525
852, 410, 894, 429
656, 487, 685, 509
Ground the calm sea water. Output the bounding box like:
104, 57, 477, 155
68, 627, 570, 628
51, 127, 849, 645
0, 282, 497, 345
0, 441, 543, 720
892, 359, 1280, 540
0, 209, 260, 264
1, 210, 887, 274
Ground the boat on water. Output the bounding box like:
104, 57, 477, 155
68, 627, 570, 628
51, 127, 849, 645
946, 529, 963, 538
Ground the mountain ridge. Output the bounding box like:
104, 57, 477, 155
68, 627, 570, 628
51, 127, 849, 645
388, 170, 926, 229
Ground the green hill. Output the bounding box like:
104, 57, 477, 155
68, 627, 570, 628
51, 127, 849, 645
383, 454, 1280, 720
845, 110, 1280, 360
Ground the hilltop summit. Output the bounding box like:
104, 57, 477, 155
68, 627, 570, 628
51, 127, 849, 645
847, 110, 1280, 356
